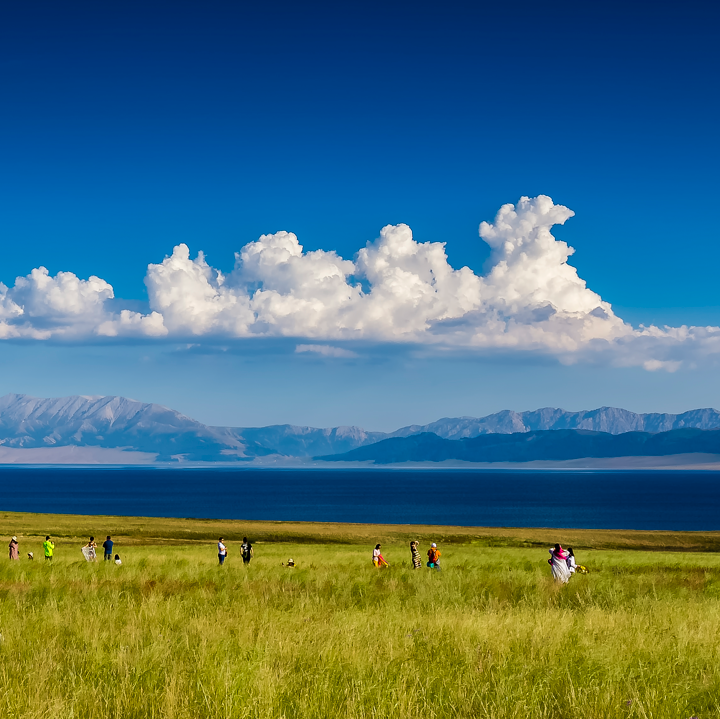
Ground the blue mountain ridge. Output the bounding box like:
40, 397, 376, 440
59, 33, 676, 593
316, 428, 720, 464
1, 394, 720, 461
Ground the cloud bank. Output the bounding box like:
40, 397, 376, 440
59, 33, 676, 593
1, 195, 717, 369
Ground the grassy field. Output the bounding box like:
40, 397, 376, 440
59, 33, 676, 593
1, 513, 720, 718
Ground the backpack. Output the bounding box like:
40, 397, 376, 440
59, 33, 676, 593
242, 543, 251, 559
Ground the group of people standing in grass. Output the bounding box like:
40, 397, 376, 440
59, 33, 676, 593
372, 541, 442, 570
82, 536, 122, 564
217, 536, 254, 565
370, 539, 585, 580
7, 534, 121, 564
6, 535, 54, 561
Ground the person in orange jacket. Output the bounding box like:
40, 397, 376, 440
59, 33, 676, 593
427, 542, 441, 570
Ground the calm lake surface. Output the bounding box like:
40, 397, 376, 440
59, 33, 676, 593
1, 467, 719, 530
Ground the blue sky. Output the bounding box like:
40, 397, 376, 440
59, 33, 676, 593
1, 1, 719, 429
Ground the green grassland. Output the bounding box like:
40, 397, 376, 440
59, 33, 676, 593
1, 513, 720, 718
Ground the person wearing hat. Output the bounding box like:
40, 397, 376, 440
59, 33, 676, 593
8, 536, 19, 560
282, 558, 295, 568
427, 542, 441, 571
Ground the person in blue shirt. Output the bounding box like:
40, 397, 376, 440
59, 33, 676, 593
102, 536, 114, 561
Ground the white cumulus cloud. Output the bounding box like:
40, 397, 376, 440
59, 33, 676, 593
145, 244, 253, 336
0, 266, 164, 339
1, 194, 718, 371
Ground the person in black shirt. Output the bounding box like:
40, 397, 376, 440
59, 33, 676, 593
241, 537, 253, 565
103, 536, 114, 561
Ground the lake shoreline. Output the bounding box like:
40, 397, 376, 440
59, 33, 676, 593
2, 448, 720, 469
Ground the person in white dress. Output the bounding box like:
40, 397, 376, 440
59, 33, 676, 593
548, 544, 571, 583
82, 537, 97, 562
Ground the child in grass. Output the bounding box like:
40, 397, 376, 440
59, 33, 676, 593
567, 548, 589, 574
114, 554, 122, 565
566, 547, 577, 575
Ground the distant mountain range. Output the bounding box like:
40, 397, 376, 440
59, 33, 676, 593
231, 424, 386, 457
1, 393, 720, 463
384, 407, 720, 439
230, 406, 720, 456
0, 394, 273, 461
317, 428, 720, 464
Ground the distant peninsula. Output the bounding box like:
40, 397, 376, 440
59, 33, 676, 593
316, 428, 720, 465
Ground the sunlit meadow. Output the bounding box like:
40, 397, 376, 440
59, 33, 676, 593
0, 513, 718, 718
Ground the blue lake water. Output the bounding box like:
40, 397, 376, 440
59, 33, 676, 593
1, 467, 720, 530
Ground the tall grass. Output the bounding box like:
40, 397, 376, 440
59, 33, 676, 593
0, 535, 719, 717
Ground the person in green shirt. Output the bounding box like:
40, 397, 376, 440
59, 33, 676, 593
43, 535, 55, 561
